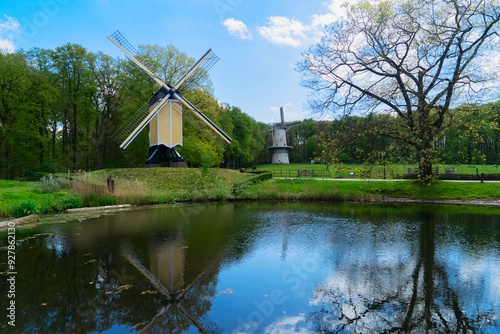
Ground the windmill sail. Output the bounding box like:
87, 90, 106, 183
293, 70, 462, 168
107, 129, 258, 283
108, 30, 231, 152
175, 49, 220, 92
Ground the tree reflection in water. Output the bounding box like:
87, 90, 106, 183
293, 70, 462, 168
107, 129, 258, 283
1, 203, 499, 333
307, 210, 498, 333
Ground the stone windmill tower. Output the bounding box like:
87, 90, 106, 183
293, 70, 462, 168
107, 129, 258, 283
268, 107, 300, 164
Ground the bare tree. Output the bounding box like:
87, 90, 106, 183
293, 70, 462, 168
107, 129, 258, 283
298, 0, 500, 182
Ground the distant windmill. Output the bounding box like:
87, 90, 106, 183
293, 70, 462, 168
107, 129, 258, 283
268, 107, 300, 164
107, 31, 231, 166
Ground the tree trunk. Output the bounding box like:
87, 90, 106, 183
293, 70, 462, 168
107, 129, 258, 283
86, 125, 90, 171
93, 128, 100, 170
72, 105, 77, 171
52, 121, 57, 161
0, 141, 3, 179
417, 144, 434, 182
6, 143, 12, 180
102, 116, 110, 168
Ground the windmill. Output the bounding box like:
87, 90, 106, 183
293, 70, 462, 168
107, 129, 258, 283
107, 31, 231, 167
268, 107, 300, 164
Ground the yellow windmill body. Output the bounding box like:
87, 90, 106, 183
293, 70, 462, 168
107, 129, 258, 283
108, 31, 231, 166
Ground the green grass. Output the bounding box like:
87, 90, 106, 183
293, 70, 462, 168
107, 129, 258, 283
242, 178, 500, 201
253, 163, 500, 179
0, 180, 77, 218
3, 166, 499, 219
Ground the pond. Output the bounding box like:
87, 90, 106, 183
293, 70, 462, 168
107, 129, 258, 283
1, 202, 499, 333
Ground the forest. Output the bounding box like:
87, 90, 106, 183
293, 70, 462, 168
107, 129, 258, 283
1, 45, 500, 180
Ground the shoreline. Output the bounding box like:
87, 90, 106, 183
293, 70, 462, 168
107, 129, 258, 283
1, 196, 499, 232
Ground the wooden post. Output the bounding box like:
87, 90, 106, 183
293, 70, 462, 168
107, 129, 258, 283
106, 175, 115, 194
481, 173, 484, 183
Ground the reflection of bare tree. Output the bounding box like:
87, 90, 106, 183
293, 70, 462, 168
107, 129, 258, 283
121, 243, 223, 334
307, 211, 499, 333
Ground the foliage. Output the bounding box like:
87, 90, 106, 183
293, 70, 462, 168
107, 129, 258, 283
298, 0, 500, 181
60, 196, 83, 210
89, 194, 118, 207
14, 200, 41, 217
37, 175, 70, 193
0, 44, 271, 179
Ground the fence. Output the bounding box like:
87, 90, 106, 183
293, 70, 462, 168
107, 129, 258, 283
264, 168, 391, 179
260, 167, 500, 180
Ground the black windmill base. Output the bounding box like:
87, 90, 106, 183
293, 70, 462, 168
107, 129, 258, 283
144, 145, 188, 168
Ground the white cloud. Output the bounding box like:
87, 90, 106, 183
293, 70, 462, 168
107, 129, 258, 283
264, 314, 310, 333
223, 18, 253, 40
311, 12, 337, 29
0, 15, 20, 53
326, 0, 347, 18
0, 39, 16, 53
258, 16, 309, 47
256, 1, 346, 47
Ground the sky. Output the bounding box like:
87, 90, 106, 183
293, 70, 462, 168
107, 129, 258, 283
0, 0, 346, 124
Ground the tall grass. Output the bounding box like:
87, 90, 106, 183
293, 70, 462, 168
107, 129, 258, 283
114, 179, 155, 205
71, 174, 167, 206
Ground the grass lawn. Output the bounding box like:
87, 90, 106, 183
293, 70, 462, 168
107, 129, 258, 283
254, 163, 500, 179
0, 180, 74, 218
242, 178, 500, 201
88, 167, 249, 193
2, 166, 499, 219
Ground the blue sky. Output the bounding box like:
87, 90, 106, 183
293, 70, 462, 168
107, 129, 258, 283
0, 0, 345, 123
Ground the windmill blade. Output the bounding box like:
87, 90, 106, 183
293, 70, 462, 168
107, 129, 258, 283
114, 95, 172, 149
107, 30, 166, 88
175, 49, 219, 92
121, 244, 172, 298
172, 92, 232, 148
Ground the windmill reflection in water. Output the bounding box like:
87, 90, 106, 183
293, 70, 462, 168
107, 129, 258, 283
121, 241, 224, 333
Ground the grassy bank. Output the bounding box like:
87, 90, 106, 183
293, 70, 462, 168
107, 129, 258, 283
0, 167, 252, 218
241, 178, 500, 201
0, 180, 78, 218
2, 167, 499, 219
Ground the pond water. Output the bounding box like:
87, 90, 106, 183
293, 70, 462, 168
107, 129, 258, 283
1, 202, 500, 333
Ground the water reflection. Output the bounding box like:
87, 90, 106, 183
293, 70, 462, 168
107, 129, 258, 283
307, 209, 500, 333
0, 203, 499, 333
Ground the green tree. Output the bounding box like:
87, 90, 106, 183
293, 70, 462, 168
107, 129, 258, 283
0, 52, 39, 178
51, 43, 95, 171
299, 0, 500, 183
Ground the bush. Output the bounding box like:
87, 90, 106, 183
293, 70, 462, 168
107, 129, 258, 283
60, 196, 83, 210
89, 195, 117, 207
37, 175, 70, 193
14, 200, 40, 217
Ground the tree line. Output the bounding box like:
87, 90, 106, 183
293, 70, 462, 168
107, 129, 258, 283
0, 44, 271, 179
2, 41, 499, 180
287, 103, 500, 166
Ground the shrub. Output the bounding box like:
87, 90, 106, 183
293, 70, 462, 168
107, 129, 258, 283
37, 175, 70, 193
60, 196, 83, 210
88, 194, 118, 207
14, 200, 40, 217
